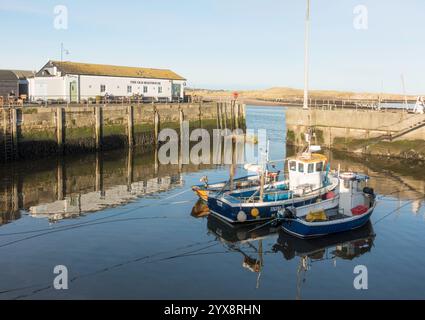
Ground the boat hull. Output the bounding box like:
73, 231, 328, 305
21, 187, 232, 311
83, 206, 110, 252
281, 209, 374, 239
208, 194, 322, 224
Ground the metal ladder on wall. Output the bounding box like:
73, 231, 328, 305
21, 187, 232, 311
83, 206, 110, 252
3, 109, 14, 162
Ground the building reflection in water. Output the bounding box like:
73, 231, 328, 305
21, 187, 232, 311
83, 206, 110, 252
0, 147, 216, 225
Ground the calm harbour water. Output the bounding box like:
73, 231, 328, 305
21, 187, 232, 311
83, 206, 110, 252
0, 105, 425, 300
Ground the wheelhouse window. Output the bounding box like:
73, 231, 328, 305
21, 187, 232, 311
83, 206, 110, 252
298, 163, 304, 173
127, 85, 132, 93
158, 86, 162, 94
316, 161, 323, 172
308, 163, 314, 173
143, 86, 148, 93
289, 161, 297, 171
100, 85, 106, 93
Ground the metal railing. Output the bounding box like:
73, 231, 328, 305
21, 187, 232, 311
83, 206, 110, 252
0, 94, 186, 108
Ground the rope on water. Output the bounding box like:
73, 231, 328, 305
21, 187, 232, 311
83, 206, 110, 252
373, 199, 417, 225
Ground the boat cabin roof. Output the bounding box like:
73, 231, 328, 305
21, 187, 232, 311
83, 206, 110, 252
288, 153, 327, 164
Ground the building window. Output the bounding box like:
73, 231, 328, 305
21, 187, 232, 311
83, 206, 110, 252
143, 86, 148, 93
127, 85, 132, 93
158, 86, 162, 94
100, 85, 106, 93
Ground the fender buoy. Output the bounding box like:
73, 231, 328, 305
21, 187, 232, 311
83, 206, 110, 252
237, 211, 247, 222
251, 208, 260, 218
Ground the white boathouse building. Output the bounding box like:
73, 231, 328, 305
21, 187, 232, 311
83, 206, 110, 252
29, 61, 186, 103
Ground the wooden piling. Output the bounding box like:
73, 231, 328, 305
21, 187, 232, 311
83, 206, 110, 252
154, 109, 160, 145
56, 107, 64, 153
219, 103, 224, 129
95, 106, 102, 150
199, 102, 203, 128
11, 108, 18, 157
234, 103, 240, 129
127, 105, 134, 147
216, 102, 221, 129
223, 102, 228, 129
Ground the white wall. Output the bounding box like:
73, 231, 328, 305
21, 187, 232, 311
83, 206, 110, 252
29, 74, 186, 102
79, 75, 173, 100
29, 76, 66, 101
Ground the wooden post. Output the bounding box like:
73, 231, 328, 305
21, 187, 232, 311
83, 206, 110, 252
56, 107, 64, 153
95, 106, 102, 150
198, 102, 202, 128
154, 108, 160, 145
11, 108, 18, 157
219, 103, 224, 129
234, 103, 239, 129
179, 108, 185, 146
127, 105, 134, 147
216, 102, 221, 129
178, 108, 189, 168
231, 101, 235, 130
223, 102, 228, 129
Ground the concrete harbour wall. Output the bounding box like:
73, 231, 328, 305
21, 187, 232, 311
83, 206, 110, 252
286, 108, 425, 159
0, 102, 246, 161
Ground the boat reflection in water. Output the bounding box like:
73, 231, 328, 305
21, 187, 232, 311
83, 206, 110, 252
273, 222, 376, 299
191, 199, 210, 219
207, 214, 279, 288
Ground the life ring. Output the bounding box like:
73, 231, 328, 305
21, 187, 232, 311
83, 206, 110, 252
251, 208, 260, 218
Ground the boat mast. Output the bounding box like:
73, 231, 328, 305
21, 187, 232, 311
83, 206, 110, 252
303, 0, 311, 110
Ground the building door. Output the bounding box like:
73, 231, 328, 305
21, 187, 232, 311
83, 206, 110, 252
172, 83, 181, 100
70, 81, 78, 103
18, 82, 29, 97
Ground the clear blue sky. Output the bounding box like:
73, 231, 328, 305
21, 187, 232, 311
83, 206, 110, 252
1, 0, 424, 94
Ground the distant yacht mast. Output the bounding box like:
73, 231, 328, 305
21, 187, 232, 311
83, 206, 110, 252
303, 0, 310, 110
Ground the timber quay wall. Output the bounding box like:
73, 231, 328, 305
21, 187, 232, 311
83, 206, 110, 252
0, 102, 246, 162
286, 107, 425, 160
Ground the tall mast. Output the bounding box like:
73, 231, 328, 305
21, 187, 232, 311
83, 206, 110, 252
303, 0, 310, 110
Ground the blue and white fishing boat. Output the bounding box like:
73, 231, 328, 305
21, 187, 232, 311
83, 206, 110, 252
207, 147, 339, 224
279, 172, 377, 238
192, 164, 285, 202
